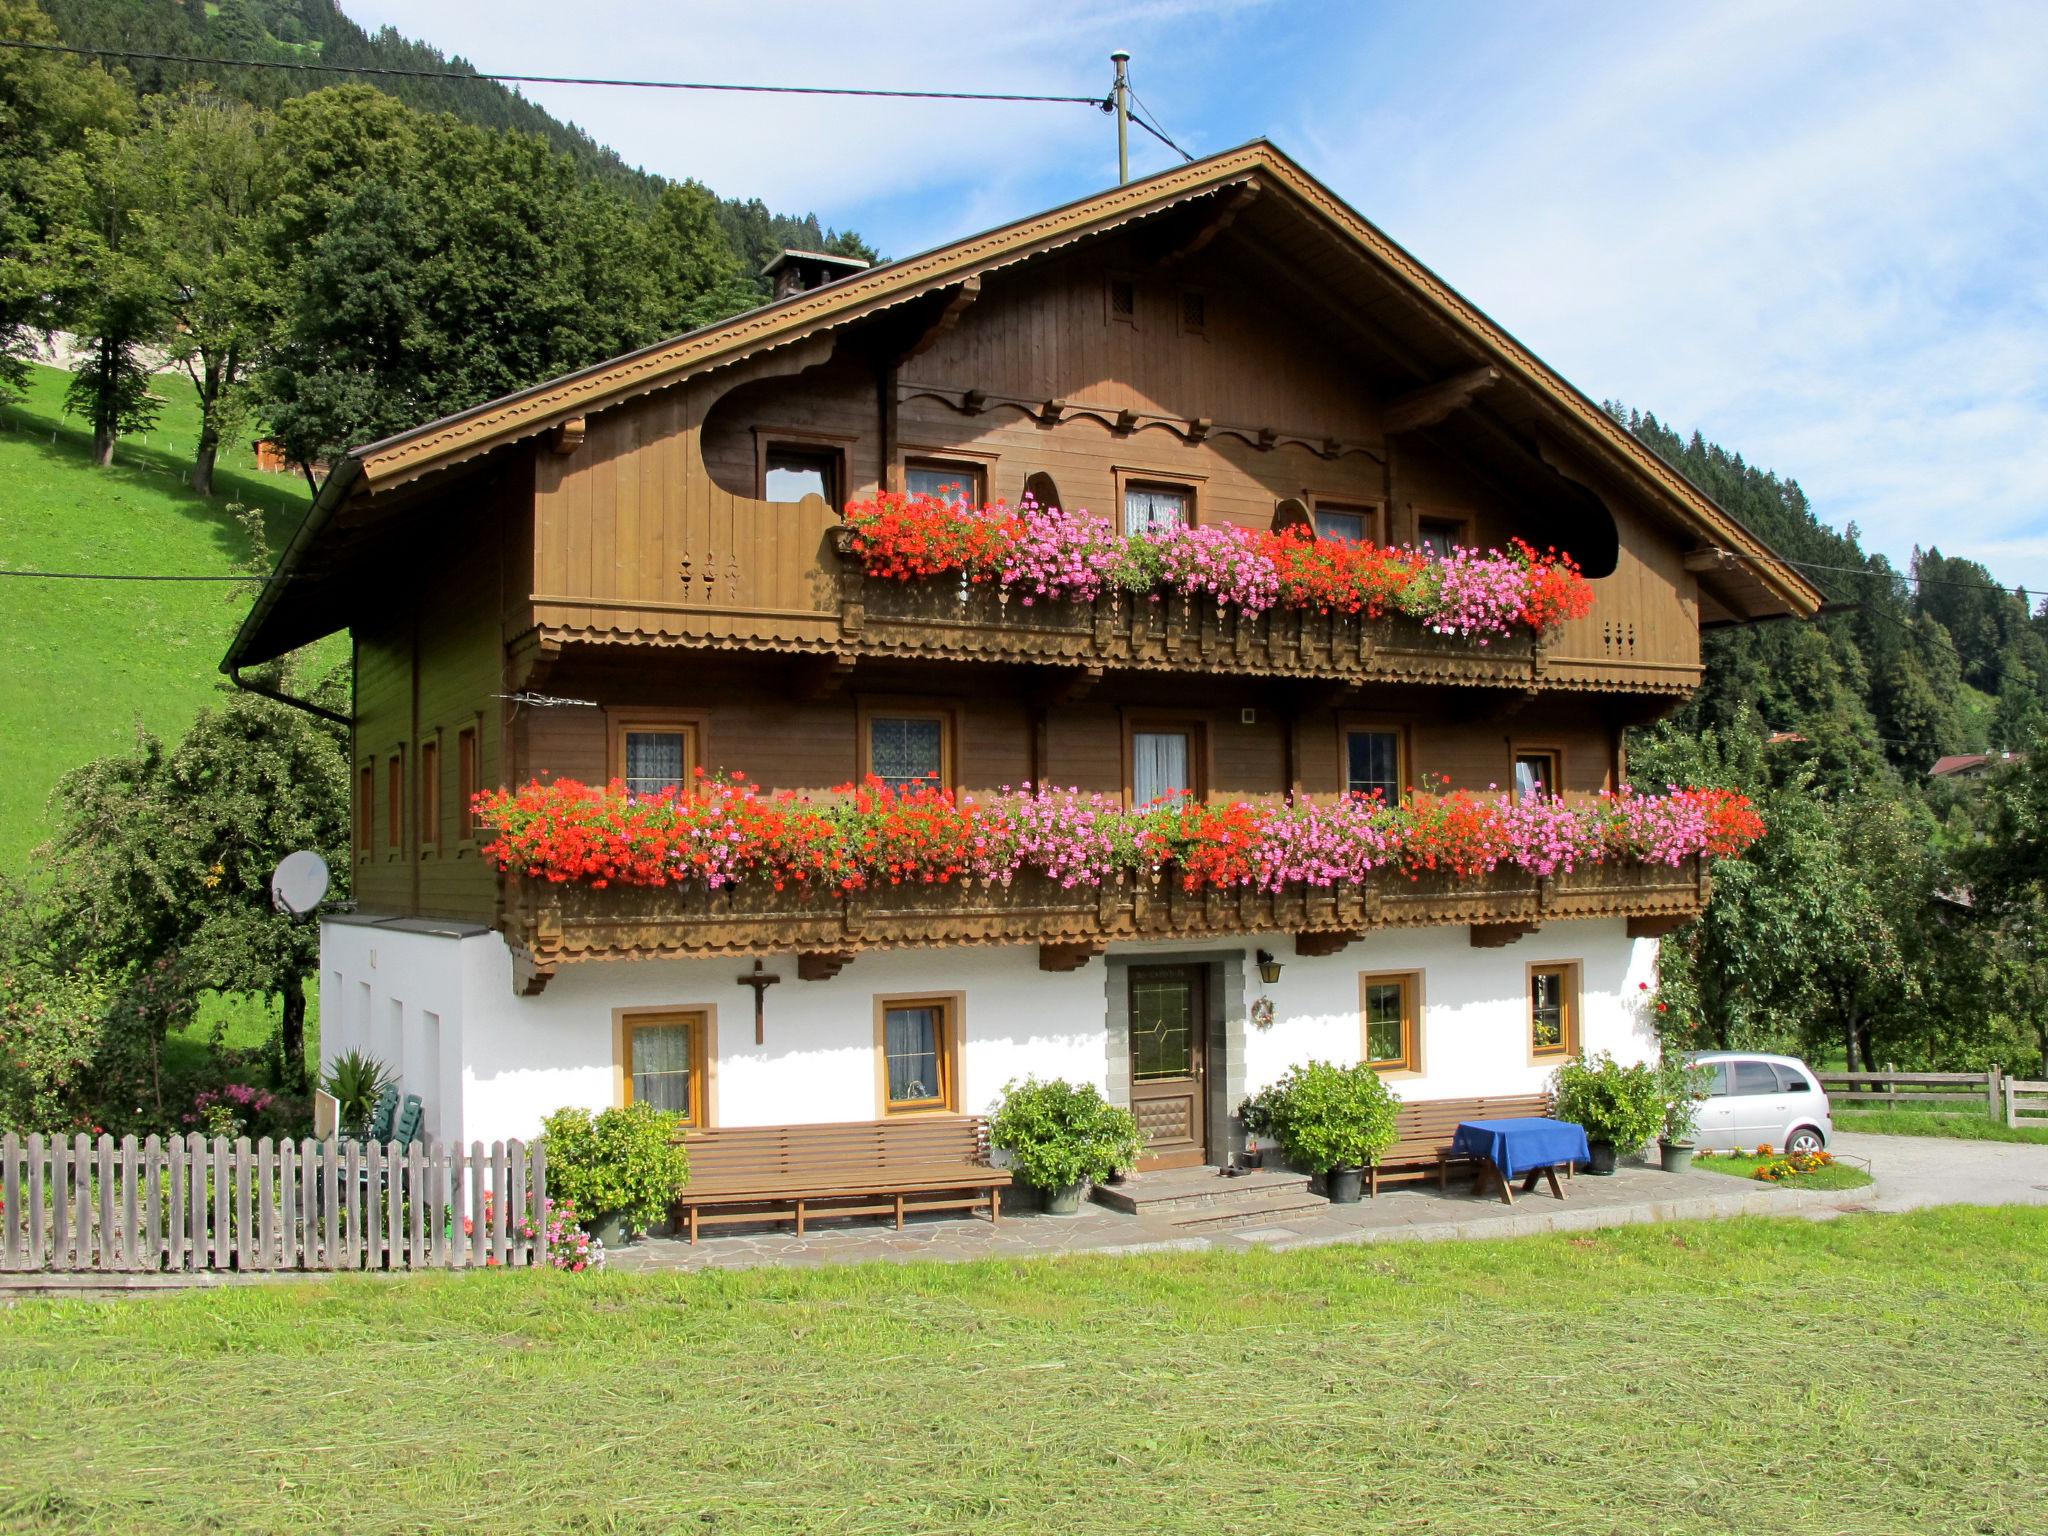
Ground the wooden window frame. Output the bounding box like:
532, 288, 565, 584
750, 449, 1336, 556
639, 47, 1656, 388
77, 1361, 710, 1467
1104, 272, 1138, 327
1510, 743, 1565, 803
606, 708, 706, 798
1527, 961, 1581, 1062
873, 991, 963, 1117
1359, 970, 1422, 1075
899, 450, 992, 506
386, 746, 405, 858
857, 699, 957, 793
1336, 715, 1412, 805
754, 427, 855, 507
418, 732, 442, 856
455, 720, 481, 848
1112, 466, 1203, 536
1176, 285, 1208, 339
1412, 507, 1473, 555
1308, 494, 1385, 545
357, 762, 375, 859
612, 1005, 716, 1126
1122, 712, 1212, 808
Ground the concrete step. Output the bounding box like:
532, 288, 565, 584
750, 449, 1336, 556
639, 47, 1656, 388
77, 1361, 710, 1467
1091, 1165, 1311, 1216
1169, 1196, 1333, 1231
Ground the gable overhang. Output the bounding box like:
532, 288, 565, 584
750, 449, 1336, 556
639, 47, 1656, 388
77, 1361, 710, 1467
224, 139, 1821, 672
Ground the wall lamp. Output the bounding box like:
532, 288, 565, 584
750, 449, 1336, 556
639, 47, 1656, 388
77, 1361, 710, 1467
1256, 949, 1283, 985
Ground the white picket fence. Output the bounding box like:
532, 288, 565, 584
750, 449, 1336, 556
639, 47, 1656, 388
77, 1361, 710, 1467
0, 1133, 548, 1273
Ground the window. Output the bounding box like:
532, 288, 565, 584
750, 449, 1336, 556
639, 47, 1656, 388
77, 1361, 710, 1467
1696, 1059, 1730, 1096
1131, 727, 1198, 805
904, 459, 985, 506
608, 713, 700, 800
1178, 288, 1207, 337
1417, 515, 1467, 557
1513, 749, 1561, 802
457, 727, 479, 841
1731, 1060, 1781, 1097
386, 750, 403, 851
618, 1011, 706, 1125
1313, 502, 1374, 543
1344, 727, 1405, 805
877, 996, 958, 1114
1123, 481, 1192, 537
863, 709, 949, 791
1774, 1063, 1815, 1094
1360, 973, 1418, 1071
1106, 275, 1136, 324
1529, 964, 1577, 1056
1022, 471, 1062, 511
357, 764, 374, 855
763, 443, 839, 504
419, 738, 440, 851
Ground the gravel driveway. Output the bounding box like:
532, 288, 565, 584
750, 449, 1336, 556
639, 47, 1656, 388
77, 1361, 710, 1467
1829, 1130, 2048, 1213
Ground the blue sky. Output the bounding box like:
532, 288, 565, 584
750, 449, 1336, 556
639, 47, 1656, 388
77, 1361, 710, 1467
352, 1, 2048, 593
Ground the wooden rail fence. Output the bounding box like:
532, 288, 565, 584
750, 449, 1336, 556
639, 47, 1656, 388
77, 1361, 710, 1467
2005, 1079, 2048, 1130
1817, 1068, 2006, 1118
0, 1133, 548, 1274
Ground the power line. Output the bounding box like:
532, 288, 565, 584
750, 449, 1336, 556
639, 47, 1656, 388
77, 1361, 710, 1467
0, 38, 1111, 107
1765, 552, 2048, 605
1127, 98, 1194, 162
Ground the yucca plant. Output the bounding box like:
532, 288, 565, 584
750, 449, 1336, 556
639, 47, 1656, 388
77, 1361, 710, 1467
321, 1050, 394, 1137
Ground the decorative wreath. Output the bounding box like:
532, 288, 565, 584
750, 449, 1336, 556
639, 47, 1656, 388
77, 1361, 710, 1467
1249, 995, 1276, 1031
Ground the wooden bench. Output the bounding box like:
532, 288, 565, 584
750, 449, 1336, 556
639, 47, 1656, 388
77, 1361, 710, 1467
674, 1117, 1011, 1242
1367, 1093, 1561, 1197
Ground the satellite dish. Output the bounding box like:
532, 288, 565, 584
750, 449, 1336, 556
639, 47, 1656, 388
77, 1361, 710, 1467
271, 850, 331, 916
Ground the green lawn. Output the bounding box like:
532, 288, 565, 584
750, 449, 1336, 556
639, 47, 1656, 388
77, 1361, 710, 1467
2, 1210, 2044, 1534
1837, 1107, 2048, 1145
1695, 1151, 1875, 1190
0, 362, 320, 870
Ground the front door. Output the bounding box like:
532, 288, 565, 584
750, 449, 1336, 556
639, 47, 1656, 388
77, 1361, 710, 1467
1128, 965, 1207, 1170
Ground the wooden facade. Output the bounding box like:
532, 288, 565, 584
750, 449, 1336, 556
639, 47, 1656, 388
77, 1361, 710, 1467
226, 142, 1821, 977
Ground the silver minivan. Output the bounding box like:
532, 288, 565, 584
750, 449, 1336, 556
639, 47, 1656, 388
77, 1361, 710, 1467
1685, 1052, 1832, 1154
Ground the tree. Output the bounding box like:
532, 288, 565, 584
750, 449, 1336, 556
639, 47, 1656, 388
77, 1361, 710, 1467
41, 660, 350, 1092
1956, 749, 2048, 1075
647, 179, 758, 332
129, 89, 280, 494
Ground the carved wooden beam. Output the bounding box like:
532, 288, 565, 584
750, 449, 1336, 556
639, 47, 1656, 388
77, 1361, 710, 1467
1384, 366, 1501, 434
1036, 664, 1104, 706
509, 945, 556, 997
1185, 416, 1212, 443
550, 416, 587, 455
1294, 930, 1359, 958
960, 388, 987, 415
1682, 546, 1739, 573
1040, 941, 1105, 972
898, 276, 982, 362
1039, 397, 1067, 426
1145, 180, 1262, 271
1113, 407, 1141, 437
1470, 920, 1540, 949
797, 950, 855, 981
505, 628, 563, 694
800, 653, 859, 700
1626, 914, 1693, 940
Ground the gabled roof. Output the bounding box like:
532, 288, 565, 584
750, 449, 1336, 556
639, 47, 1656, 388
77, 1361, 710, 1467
225, 139, 1823, 671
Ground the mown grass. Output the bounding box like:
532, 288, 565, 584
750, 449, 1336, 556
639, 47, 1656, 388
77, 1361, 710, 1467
0, 362, 322, 870
1694, 1151, 1874, 1190
1837, 1107, 2048, 1145
2, 1209, 2043, 1535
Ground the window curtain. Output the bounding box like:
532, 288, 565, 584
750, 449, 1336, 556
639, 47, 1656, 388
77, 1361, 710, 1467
630, 1025, 693, 1116
1123, 487, 1188, 536
1132, 732, 1191, 805
870, 718, 943, 788
885, 1007, 941, 1103
625, 731, 686, 797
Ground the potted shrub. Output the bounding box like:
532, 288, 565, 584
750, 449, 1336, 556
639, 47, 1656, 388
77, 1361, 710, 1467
989, 1077, 1144, 1214
538, 1103, 691, 1247
1656, 1056, 1711, 1173
1238, 1084, 1285, 1170
1261, 1061, 1400, 1203
1550, 1052, 1664, 1173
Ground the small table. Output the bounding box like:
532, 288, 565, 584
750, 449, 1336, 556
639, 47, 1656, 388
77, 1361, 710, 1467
1450, 1117, 1590, 1205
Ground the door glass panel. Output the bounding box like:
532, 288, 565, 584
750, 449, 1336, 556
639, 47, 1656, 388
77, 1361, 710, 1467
630, 1022, 695, 1120
1130, 974, 1196, 1080
1697, 1060, 1730, 1096
884, 1005, 944, 1105
1731, 1060, 1780, 1096
1133, 731, 1193, 804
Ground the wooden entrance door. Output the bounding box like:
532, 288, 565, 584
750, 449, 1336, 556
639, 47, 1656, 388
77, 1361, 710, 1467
1128, 965, 1207, 1170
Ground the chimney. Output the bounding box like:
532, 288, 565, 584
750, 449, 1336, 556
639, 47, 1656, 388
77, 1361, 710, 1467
761, 248, 871, 301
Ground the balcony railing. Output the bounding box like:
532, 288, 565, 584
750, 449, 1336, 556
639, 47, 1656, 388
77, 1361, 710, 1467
500, 857, 1708, 992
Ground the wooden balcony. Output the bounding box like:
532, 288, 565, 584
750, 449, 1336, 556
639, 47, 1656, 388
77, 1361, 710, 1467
501, 857, 1708, 992
526, 517, 1702, 697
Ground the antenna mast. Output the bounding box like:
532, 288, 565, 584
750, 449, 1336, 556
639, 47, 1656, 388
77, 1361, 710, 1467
1110, 50, 1131, 184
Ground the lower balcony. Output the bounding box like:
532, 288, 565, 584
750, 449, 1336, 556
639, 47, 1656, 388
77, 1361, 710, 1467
501, 858, 1708, 993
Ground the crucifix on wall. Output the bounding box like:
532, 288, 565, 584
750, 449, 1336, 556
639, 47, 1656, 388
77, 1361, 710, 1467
738, 958, 781, 1044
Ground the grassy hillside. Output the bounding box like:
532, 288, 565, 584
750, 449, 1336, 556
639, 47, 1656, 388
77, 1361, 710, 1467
0, 363, 322, 869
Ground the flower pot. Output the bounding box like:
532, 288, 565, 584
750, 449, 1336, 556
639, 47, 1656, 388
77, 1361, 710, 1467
1040, 1182, 1085, 1216
1586, 1141, 1618, 1176
1324, 1165, 1365, 1204
1659, 1140, 1697, 1174
1241, 1146, 1266, 1170
590, 1211, 631, 1248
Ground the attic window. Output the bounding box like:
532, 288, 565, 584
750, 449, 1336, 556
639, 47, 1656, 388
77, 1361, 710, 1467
1178, 289, 1207, 337
1106, 276, 1136, 325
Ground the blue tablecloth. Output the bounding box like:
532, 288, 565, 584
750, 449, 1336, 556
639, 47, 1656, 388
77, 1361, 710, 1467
1451, 1117, 1591, 1179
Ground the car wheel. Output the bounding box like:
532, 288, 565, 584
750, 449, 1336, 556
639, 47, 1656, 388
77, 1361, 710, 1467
1785, 1125, 1825, 1155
